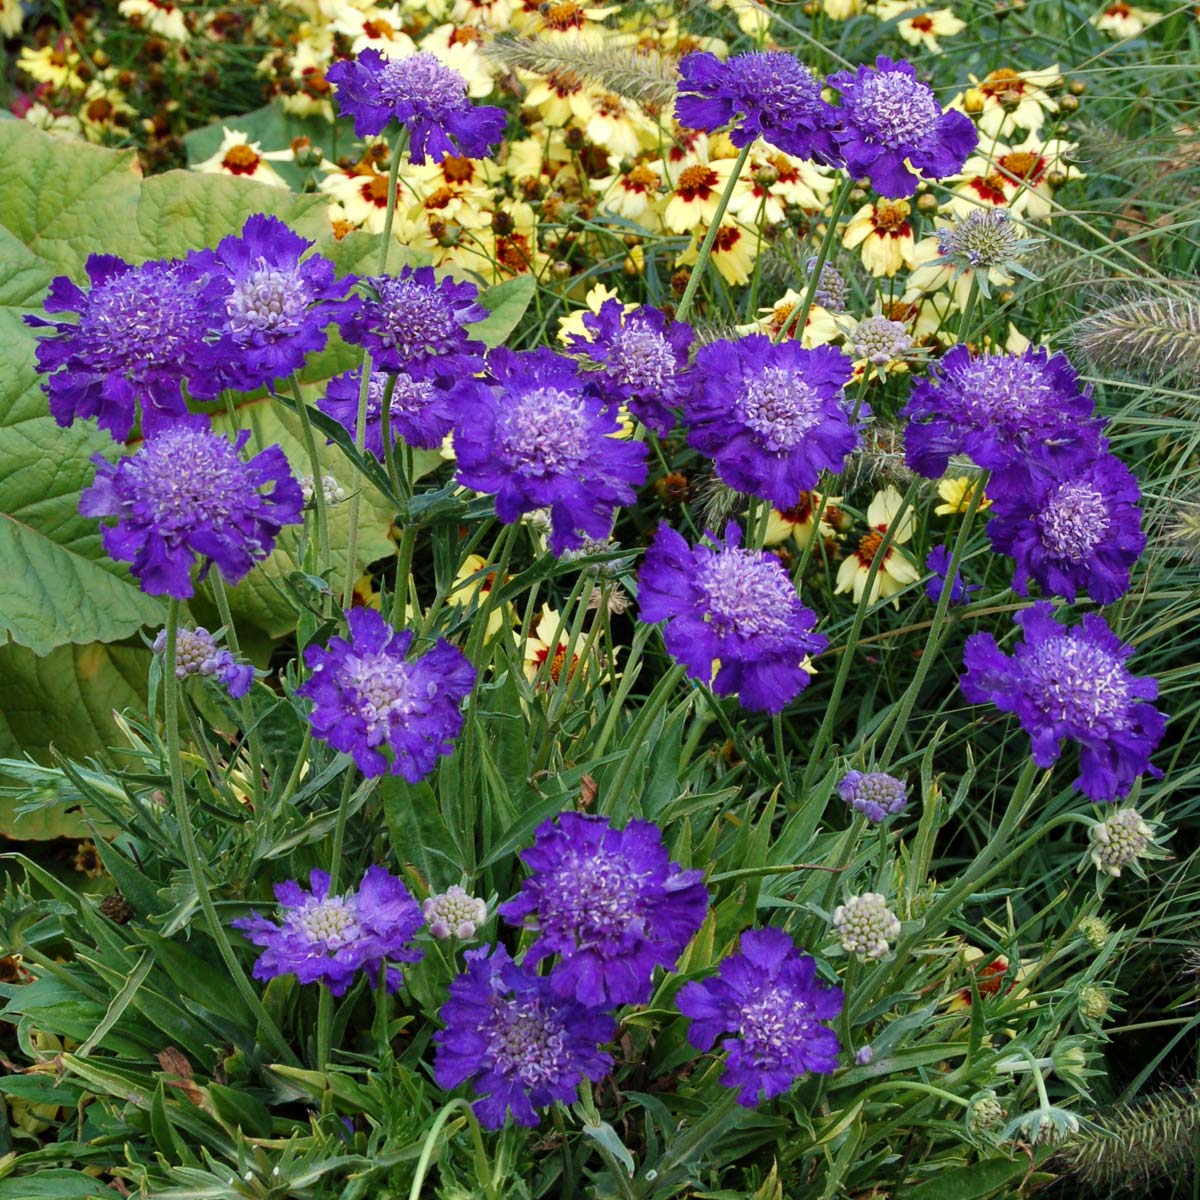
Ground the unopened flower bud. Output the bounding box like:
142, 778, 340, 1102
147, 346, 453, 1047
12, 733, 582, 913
832, 893, 901, 959
1078, 984, 1110, 1022
423, 886, 487, 940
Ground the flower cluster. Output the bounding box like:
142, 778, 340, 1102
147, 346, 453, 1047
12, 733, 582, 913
832, 893, 902, 959
962, 603, 1165, 802
638, 522, 828, 712
235, 867, 423, 996
152, 626, 252, 698
423, 886, 488, 941
298, 608, 475, 781
839, 770, 910, 823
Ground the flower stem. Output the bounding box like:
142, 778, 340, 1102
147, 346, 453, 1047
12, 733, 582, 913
162, 599, 297, 1066
673, 143, 753, 324
408, 1098, 499, 1200
288, 373, 332, 601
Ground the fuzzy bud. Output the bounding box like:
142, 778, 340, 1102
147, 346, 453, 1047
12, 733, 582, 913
422, 885, 487, 941
1079, 984, 1110, 1022
832, 893, 901, 959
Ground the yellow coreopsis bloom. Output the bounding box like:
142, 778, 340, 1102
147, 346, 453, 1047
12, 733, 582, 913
595, 159, 663, 221
835, 486, 920, 608
523, 606, 586, 685
950, 65, 1061, 139
948, 134, 1083, 219
421, 24, 500, 97
661, 159, 747, 233
17, 44, 85, 91
119, 0, 189, 39
877, 0, 966, 52
735, 290, 842, 347
843, 198, 917, 277
763, 492, 846, 549
677, 221, 757, 285
935, 476, 991, 516
331, 5, 417, 56
1091, 1, 1162, 37
447, 554, 511, 640
584, 90, 659, 159
556, 283, 632, 343
193, 128, 292, 188
1, 0, 24, 34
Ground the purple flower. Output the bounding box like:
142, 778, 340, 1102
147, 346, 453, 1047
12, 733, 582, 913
79, 415, 303, 599
152, 625, 253, 698
498, 813, 708, 1008
638, 521, 828, 712
838, 770, 909, 822
298, 607, 474, 780
686, 335, 858, 510
828, 56, 977, 198
326, 49, 505, 164
902, 345, 1103, 480
318, 365, 486, 456
433, 944, 615, 1128
674, 50, 841, 165
925, 544, 978, 606
333, 265, 486, 376
985, 454, 1145, 604
962, 602, 1166, 802
188, 214, 356, 398
233, 866, 423, 996
24, 254, 210, 440
677, 927, 842, 1106
453, 347, 648, 556
568, 301, 693, 436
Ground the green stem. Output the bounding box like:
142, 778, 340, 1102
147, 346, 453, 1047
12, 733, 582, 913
391, 521, 418, 628
210, 575, 265, 821
775, 175, 856, 344
408, 1099, 499, 1200
873, 470, 990, 766
602, 664, 687, 817
673, 143, 753, 324
957, 274, 980, 345
553, 1107, 577, 1200
287, 374, 332, 600
163, 600, 297, 1066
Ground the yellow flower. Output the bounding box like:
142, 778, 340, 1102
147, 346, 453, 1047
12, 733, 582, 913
447, 0, 514, 30
763, 492, 845, 549
522, 606, 586, 685
821, 0, 863, 18
556, 283, 631, 343
711, 0, 771, 34
1091, 1, 1162, 37
524, 0, 620, 36
119, 0, 189, 40
735, 289, 841, 348
79, 80, 137, 143
935, 476, 991, 516
584, 90, 659, 159
843, 198, 917, 277
522, 70, 596, 126
877, 0, 966, 52
661, 158, 747, 233
1, 0, 25, 35
331, 6, 417, 56
17, 44, 85, 91
595, 158, 663, 221
947, 134, 1083, 220
448, 554, 511, 640
835, 486, 919, 608
194, 128, 292, 189
677, 221, 756, 286
949, 66, 1061, 140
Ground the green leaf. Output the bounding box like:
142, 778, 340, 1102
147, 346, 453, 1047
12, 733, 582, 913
894, 1156, 1029, 1200
0, 1171, 109, 1199
468, 275, 536, 348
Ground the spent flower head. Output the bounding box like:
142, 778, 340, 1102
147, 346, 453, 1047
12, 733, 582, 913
935, 207, 1041, 296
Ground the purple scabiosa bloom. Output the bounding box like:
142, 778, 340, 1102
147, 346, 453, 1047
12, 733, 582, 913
24, 254, 210, 440
567, 300, 693, 436
298, 607, 474, 780
333, 265, 486, 376
326, 49, 505, 164
79, 415, 303, 599
985, 454, 1145, 604
838, 770, 909, 822
962, 602, 1166, 802
828, 56, 977, 199
638, 522, 828, 712
902, 345, 1103, 480
453, 347, 648, 556
188, 214, 355, 398
686, 335, 858, 510
152, 625, 253, 698
433, 944, 615, 1129
499, 813, 708, 1008
318, 365, 485, 456
677, 927, 842, 1107
925, 544, 977, 606
233, 866, 423, 996
674, 51, 841, 165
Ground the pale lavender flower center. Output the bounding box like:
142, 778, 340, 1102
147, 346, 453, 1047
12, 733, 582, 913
696, 549, 797, 642
371, 276, 459, 354
380, 52, 467, 112
81, 265, 197, 365
131, 430, 257, 530
365, 372, 436, 420
559, 851, 641, 940
739, 365, 821, 451
1038, 482, 1111, 562
845, 772, 907, 813
341, 652, 416, 737
298, 895, 361, 948
855, 71, 940, 146
954, 356, 1059, 428
498, 388, 591, 475
1025, 635, 1131, 727
725, 52, 820, 111
853, 316, 913, 365
226, 260, 309, 337
487, 998, 568, 1086
739, 988, 811, 1065
609, 325, 676, 391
